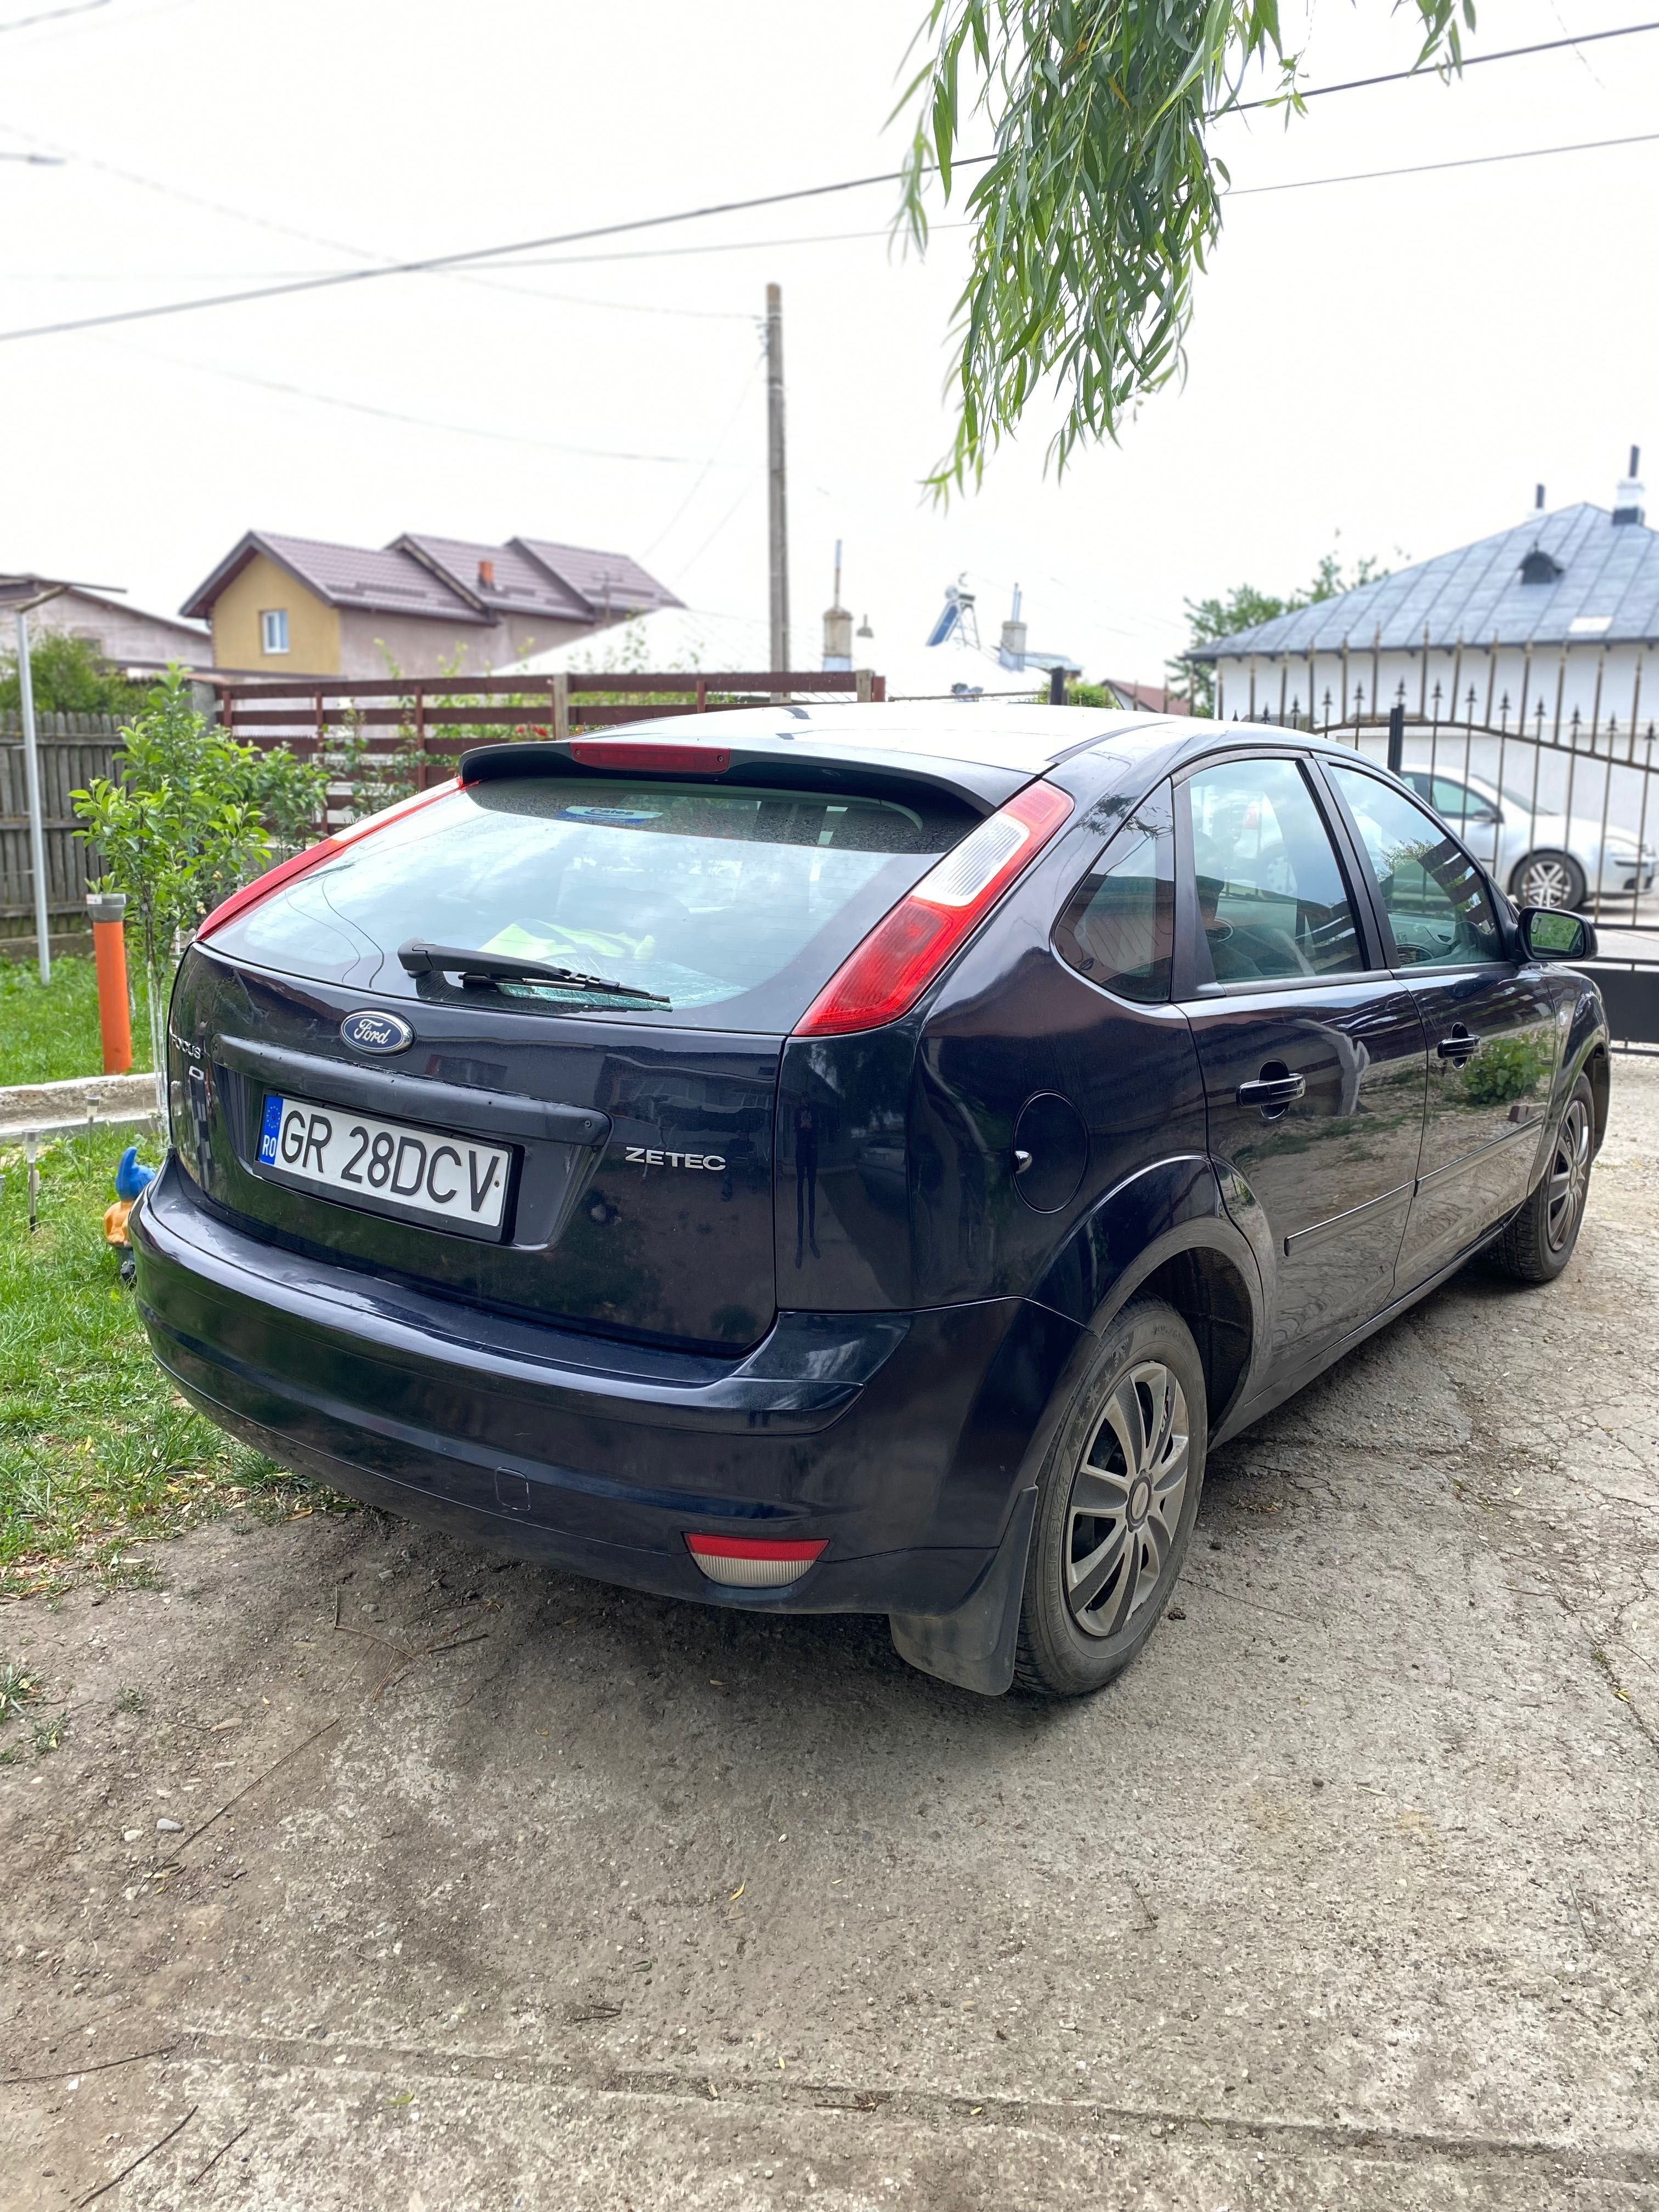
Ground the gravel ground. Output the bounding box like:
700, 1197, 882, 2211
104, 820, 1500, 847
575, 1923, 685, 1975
3, 1057, 1657, 2211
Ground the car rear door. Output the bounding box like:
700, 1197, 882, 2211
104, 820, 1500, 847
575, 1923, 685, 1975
179, 765, 981, 1353
1321, 760, 1560, 1288
1175, 750, 1429, 1365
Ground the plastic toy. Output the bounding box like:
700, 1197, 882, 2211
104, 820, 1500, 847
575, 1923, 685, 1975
104, 1145, 156, 1282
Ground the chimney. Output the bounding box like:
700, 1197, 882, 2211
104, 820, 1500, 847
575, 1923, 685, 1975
822, 538, 853, 671
1535, 484, 1545, 512
1613, 446, 1645, 527
477, 557, 496, 589
998, 583, 1028, 670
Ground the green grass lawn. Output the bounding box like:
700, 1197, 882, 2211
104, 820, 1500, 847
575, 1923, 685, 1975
0, 1125, 346, 1599
0, 954, 153, 1087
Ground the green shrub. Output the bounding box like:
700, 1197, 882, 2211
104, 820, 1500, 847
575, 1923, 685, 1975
0, 632, 147, 716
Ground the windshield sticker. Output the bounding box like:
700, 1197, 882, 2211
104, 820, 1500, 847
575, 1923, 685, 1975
558, 806, 664, 824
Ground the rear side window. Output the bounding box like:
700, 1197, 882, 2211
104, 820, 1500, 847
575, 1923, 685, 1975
1052, 782, 1175, 1003
1409, 772, 1497, 827
210, 775, 977, 1032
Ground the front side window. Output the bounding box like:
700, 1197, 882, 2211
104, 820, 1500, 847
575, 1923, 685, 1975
1186, 757, 1365, 985
1408, 772, 1498, 827
1052, 782, 1175, 1003
1328, 765, 1505, 969
261, 609, 290, 654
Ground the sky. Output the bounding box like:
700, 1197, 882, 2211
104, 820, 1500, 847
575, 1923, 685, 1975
0, 0, 1653, 691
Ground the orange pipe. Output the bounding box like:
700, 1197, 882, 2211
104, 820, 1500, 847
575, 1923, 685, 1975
87, 890, 132, 1075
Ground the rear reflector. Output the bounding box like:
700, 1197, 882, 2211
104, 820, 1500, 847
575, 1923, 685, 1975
793, 779, 1074, 1036
571, 742, 732, 775
685, 1534, 827, 1588
194, 779, 459, 944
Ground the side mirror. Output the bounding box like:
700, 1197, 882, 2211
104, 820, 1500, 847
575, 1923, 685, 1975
1520, 906, 1596, 962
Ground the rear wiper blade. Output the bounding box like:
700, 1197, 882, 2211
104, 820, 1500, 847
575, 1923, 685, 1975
397, 939, 670, 1007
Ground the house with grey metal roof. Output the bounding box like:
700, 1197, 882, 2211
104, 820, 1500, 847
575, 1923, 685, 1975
1190, 455, 1659, 744
181, 528, 681, 679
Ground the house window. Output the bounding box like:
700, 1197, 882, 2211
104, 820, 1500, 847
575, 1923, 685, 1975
261, 609, 290, 654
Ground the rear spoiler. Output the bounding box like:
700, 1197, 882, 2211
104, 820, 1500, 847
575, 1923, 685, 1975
459, 737, 1018, 817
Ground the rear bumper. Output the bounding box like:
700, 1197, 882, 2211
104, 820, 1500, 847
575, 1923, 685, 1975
132, 1159, 1082, 1617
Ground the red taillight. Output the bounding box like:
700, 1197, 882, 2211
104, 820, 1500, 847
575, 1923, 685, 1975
194, 778, 459, 943
570, 741, 731, 775
685, 1534, 827, 1588
794, 780, 1074, 1037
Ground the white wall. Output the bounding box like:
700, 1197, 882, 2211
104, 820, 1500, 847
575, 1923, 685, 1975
1214, 642, 1655, 743
28, 590, 208, 669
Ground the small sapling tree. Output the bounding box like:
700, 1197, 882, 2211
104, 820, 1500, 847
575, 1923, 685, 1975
72, 667, 327, 1105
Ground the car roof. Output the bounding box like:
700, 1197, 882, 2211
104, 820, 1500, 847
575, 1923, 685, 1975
464, 704, 1198, 812
606, 701, 1180, 772
462, 705, 1440, 815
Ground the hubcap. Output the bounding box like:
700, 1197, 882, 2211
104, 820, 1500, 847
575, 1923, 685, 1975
1520, 856, 1575, 909
1064, 1362, 1189, 1640
1547, 1098, 1592, 1252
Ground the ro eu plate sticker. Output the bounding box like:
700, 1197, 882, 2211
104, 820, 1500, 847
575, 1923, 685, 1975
258, 1093, 285, 1165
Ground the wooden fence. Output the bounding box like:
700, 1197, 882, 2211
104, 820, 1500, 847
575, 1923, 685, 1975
1, 673, 889, 950
0, 712, 123, 950
211, 669, 886, 784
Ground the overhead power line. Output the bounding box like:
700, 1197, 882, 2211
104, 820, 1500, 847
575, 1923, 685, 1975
1230, 18, 1659, 111
3, 19, 1658, 346
1233, 126, 1659, 195
0, 0, 110, 29
106, 341, 704, 462
0, 165, 930, 343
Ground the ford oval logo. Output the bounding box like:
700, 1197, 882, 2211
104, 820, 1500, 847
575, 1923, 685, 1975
340, 1009, 414, 1056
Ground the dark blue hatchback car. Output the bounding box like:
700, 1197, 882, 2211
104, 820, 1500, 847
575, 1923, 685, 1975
132, 707, 1610, 1697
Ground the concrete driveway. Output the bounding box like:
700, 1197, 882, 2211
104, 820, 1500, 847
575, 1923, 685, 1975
4, 1063, 1658, 2211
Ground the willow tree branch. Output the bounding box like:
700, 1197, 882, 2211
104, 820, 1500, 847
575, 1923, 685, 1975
898, 0, 1472, 489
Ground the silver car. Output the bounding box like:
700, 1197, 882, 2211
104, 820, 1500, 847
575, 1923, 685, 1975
1402, 760, 1657, 910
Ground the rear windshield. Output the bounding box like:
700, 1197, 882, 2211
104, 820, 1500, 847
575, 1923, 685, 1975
210, 775, 975, 1032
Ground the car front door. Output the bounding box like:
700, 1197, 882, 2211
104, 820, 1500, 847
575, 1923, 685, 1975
1175, 752, 1429, 1367
1323, 761, 1560, 1288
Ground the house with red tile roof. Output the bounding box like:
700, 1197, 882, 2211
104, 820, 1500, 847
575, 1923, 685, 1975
181, 528, 681, 678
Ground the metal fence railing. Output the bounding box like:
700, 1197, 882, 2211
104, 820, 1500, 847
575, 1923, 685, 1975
1231, 702, 1659, 929
1574, 957, 1659, 1057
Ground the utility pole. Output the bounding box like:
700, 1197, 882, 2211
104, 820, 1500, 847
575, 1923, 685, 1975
16, 608, 51, 984
765, 282, 789, 673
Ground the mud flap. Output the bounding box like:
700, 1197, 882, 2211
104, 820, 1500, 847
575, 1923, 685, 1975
887, 1485, 1037, 1697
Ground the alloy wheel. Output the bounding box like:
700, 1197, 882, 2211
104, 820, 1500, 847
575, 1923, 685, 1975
1064, 1361, 1189, 1639
1517, 855, 1578, 909
1547, 1097, 1592, 1252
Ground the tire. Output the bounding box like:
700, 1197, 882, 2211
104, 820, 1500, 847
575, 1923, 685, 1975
1510, 849, 1587, 911
1013, 1296, 1207, 1699
1489, 1074, 1595, 1284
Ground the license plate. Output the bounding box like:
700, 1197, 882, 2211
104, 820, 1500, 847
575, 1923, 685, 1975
256, 1094, 512, 1234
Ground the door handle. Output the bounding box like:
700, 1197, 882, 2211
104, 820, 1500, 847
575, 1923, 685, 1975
1237, 1072, 1306, 1111
1437, 1026, 1481, 1060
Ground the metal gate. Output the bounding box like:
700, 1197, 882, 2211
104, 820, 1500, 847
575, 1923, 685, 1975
1232, 698, 1659, 1049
